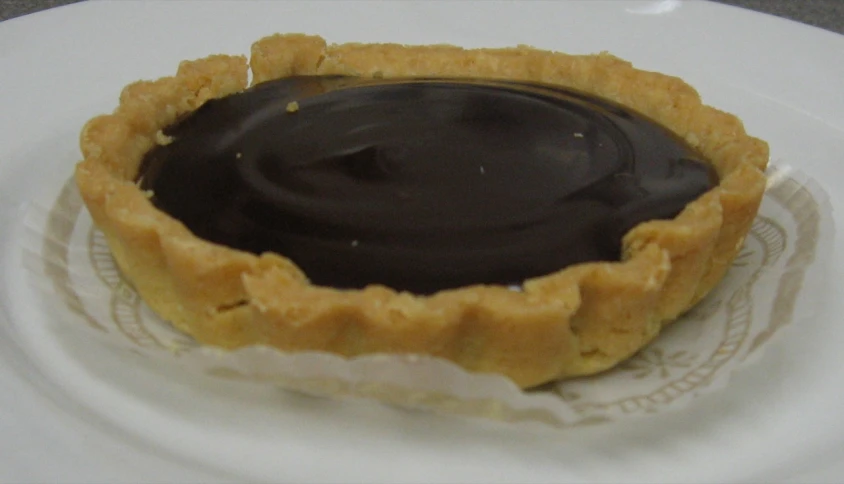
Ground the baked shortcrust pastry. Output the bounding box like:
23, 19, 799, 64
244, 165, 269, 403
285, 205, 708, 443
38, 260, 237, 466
75, 34, 768, 388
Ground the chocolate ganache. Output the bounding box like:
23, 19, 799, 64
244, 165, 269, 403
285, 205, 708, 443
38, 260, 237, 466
139, 76, 717, 294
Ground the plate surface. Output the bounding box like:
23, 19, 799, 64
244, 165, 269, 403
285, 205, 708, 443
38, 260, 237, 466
1, 1, 843, 482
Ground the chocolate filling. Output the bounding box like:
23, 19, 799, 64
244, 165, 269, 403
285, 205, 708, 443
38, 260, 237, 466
138, 76, 717, 294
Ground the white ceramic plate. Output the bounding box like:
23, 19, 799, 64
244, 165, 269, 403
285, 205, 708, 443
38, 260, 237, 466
2, 1, 843, 482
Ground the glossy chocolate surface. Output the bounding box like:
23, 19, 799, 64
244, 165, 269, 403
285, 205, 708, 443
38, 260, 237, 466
139, 76, 717, 294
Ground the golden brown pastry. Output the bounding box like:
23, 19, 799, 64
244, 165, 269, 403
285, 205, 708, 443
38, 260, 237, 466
75, 34, 767, 388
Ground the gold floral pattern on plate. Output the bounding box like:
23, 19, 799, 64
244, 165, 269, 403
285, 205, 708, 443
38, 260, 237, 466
29, 167, 829, 427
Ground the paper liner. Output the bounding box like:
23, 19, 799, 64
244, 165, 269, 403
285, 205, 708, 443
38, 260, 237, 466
21, 163, 834, 428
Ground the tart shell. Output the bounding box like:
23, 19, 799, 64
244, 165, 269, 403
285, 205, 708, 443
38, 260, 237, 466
75, 34, 768, 388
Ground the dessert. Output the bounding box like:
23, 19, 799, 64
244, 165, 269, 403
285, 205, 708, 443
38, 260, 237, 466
75, 34, 768, 388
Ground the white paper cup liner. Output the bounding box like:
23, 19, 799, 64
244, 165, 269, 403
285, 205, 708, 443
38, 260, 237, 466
21, 163, 834, 428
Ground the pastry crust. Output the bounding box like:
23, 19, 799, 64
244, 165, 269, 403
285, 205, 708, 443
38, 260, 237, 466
75, 34, 768, 388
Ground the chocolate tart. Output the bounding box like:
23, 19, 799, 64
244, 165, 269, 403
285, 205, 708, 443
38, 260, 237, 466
75, 34, 768, 388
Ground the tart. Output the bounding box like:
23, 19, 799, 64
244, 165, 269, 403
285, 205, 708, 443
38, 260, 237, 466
75, 34, 768, 388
